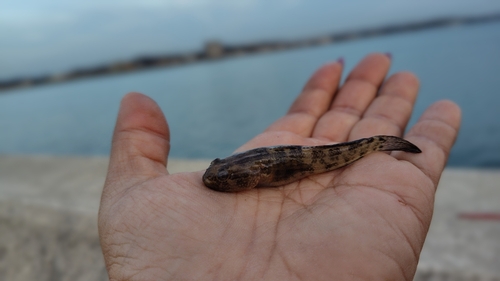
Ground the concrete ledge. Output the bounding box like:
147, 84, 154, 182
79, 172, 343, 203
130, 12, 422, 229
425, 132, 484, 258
0, 201, 107, 281
417, 169, 500, 280
1, 156, 499, 280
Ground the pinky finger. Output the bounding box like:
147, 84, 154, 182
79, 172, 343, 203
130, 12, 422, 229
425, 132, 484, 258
395, 100, 461, 186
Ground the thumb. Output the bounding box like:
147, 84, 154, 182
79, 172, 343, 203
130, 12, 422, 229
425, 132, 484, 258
105, 92, 170, 191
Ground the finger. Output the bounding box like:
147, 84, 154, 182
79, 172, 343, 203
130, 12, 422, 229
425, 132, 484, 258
105, 93, 170, 191
348, 71, 419, 139
265, 60, 343, 136
396, 100, 461, 186
312, 53, 391, 141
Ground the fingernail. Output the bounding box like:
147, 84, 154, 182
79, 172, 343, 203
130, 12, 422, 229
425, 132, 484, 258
384, 52, 392, 59
337, 57, 344, 66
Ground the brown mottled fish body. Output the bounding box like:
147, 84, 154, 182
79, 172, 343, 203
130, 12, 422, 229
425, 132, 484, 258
203, 135, 421, 192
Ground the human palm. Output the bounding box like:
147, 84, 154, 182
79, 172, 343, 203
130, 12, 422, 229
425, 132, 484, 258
99, 54, 461, 281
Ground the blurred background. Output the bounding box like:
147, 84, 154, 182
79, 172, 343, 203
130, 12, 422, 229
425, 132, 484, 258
1, 0, 499, 167
1, 1, 500, 280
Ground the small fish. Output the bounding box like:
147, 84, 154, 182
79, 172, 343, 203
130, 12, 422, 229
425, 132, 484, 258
203, 136, 422, 192
203, 135, 421, 192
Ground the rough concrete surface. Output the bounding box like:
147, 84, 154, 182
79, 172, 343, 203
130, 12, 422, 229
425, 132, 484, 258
0, 155, 499, 281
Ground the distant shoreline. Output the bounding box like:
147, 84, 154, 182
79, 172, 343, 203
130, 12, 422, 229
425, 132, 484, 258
1, 13, 499, 92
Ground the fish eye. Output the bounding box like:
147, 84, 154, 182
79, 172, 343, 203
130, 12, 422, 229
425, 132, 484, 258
217, 169, 229, 180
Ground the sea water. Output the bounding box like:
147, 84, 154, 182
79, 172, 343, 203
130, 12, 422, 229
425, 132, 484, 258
0, 22, 499, 167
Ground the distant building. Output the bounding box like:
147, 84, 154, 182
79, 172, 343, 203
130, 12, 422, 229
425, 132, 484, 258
205, 41, 224, 58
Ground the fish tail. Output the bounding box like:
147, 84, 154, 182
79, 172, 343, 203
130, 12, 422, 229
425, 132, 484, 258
372, 136, 422, 153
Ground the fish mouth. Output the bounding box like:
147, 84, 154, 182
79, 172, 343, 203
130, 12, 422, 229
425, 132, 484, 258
202, 171, 217, 188
202, 172, 232, 192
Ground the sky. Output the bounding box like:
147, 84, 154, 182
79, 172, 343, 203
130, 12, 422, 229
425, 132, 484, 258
1, 0, 500, 79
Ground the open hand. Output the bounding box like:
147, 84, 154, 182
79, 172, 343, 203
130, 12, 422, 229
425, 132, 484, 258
99, 53, 461, 280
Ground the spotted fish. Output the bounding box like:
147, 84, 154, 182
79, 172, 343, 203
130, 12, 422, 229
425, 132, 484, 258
203, 135, 421, 192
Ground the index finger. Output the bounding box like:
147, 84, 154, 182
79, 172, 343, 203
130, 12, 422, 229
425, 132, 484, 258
265, 60, 343, 137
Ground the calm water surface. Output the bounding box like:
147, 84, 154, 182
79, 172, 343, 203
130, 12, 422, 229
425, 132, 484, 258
1, 22, 499, 167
